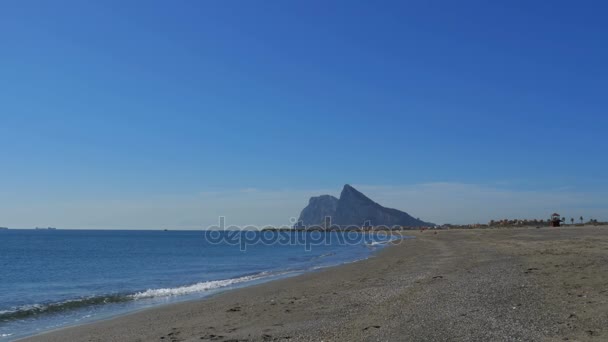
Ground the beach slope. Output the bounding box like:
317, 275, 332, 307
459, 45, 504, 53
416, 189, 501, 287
21, 226, 608, 341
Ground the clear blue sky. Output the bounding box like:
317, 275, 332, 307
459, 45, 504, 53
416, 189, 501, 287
1, 1, 606, 228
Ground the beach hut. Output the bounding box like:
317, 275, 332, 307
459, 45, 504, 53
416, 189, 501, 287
550, 213, 561, 227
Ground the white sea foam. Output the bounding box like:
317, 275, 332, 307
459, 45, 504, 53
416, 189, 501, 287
367, 241, 387, 246
129, 273, 275, 300
367, 235, 405, 246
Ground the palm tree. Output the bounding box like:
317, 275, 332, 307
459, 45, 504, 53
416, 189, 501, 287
580, 216, 584, 224
571, 218, 574, 225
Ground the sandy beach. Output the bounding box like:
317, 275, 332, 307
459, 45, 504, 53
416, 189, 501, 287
20, 226, 608, 341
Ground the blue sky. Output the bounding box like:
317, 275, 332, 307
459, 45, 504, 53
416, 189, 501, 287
1, 0, 607, 228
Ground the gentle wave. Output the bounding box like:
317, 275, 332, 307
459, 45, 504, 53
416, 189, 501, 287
0, 294, 131, 321
0, 272, 284, 322
129, 273, 272, 299
367, 241, 387, 246
318, 252, 336, 258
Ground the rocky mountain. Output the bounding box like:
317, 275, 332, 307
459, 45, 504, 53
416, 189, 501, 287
297, 184, 433, 227
297, 195, 339, 227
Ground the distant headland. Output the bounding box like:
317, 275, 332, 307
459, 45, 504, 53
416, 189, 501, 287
294, 184, 434, 229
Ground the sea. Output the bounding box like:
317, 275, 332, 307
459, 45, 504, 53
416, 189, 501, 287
0, 229, 403, 341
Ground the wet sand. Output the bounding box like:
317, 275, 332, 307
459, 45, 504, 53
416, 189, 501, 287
20, 226, 608, 341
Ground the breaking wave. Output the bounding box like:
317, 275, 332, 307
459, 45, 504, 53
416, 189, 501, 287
0, 294, 131, 321
129, 272, 279, 299
0, 271, 287, 322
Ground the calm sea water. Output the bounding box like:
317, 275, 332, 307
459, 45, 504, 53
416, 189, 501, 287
0, 229, 399, 341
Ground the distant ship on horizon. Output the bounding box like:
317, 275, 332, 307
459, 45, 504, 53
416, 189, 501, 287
35, 227, 57, 230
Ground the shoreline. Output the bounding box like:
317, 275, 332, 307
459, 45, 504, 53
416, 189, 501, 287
8, 269, 311, 341
19, 226, 608, 341
10, 235, 400, 341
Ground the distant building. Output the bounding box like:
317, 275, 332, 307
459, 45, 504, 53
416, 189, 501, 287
551, 213, 561, 227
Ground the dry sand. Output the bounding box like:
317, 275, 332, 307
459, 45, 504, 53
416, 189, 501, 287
20, 226, 608, 341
